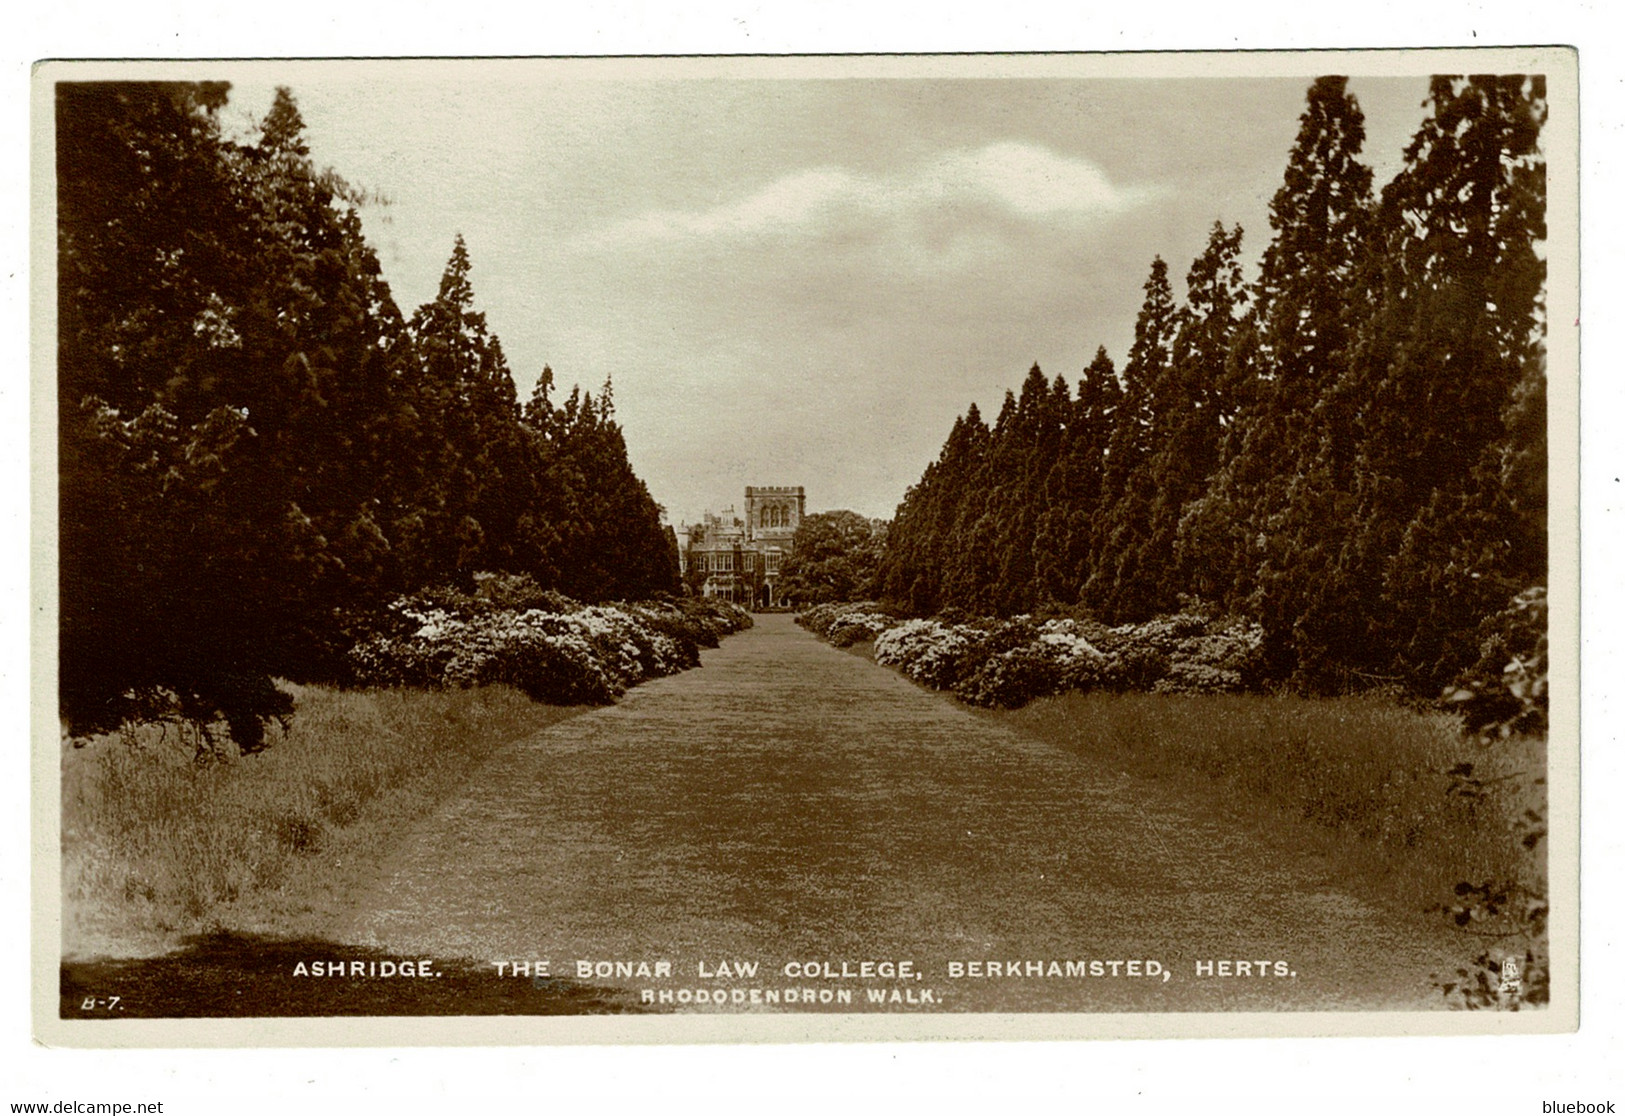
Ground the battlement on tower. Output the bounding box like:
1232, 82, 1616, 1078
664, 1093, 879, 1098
744, 486, 805, 537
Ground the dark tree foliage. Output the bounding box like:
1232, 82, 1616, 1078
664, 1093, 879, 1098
1176, 77, 1376, 681
778, 511, 889, 605
520, 375, 682, 602
59, 81, 399, 747
879, 73, 1547, 715
1343, 75, 1547, 694
878, 403, 990, 615
399, 235, 532, 583
1127, 224, 1247, 619
1083, 257, 1178, 622
986, 365, 1067, 615
58, 82, 678, 749
1032, 368, 1094, 605
1053, 347, 1123, 603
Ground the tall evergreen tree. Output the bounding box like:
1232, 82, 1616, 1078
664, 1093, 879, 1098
58, 83, 413, 743
1338, 75, 1548, 692
400, 235, 537, 584
1176, 76, 1376, 678
1130, 222, 1248, 613
1033, 371, 1088, 605
986, 364, 1066, 614
520, 373, 679, 600
1084, 257, 1178, 622
1058, 348, 1123, 604
879, 402, 990, 614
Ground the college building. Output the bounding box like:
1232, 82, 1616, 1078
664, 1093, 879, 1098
680, 486, 805, 608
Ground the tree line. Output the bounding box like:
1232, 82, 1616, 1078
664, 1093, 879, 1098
879, 76, 1547, 699
58, 82, 680, 745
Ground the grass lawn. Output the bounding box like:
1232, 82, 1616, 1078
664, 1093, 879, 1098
1005, 690, 1544, 920
844, 638, 1545, 922
62, 684, 590, 958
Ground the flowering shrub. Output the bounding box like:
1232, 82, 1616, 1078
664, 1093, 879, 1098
829, 613, 898, 647
797, 601, 903, 647
873, 619, 979, 689
1034, 619, 1112, 690
809, 602, 1264, 709
952, 643, 1067, 708
1147, 616, 1265, 695
350, 588, 752, 705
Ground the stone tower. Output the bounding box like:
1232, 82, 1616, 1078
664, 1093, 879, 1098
744, 485, 805, 544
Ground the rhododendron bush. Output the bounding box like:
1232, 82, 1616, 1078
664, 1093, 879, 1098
352, 581, 752, 705
797, 601, 901, 648
804, 601, 1263, 708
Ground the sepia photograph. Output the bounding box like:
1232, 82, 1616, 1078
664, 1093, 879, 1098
33, 48, 1578, 1049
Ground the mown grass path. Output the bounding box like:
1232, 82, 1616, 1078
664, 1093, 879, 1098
345, 614, 1467, 1012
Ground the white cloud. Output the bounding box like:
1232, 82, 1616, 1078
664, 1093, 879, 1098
934, 141, 1139, 216
608, 168, 862, 241
583, 142, 1154, 249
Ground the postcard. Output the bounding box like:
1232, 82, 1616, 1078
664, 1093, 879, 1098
33, 47, 1578, 1045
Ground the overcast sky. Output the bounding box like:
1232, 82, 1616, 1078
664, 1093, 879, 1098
217, 65, 1433, 525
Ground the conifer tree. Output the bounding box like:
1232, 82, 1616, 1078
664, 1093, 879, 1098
986, 364, 1065, 614
1131, 222, 1247, 613
1338, 75, 1548, 691
1033, 371, 1088, 605
1057, 348, 1124, 604
57, 83, 682, 747
402, 235, 538, 583
937, 392, 1012, 614
1084, 257, 1177, 622
879, 403, 990, 614
58, 83, 413, 743
1176, 77, 1376, 678
874, 72, 1546, 709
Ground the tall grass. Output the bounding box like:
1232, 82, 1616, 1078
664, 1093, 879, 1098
1003, 691, 1545, 912
62, 684, 585, 957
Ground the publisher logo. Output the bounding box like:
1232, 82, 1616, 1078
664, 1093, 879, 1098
1499, 955, 1523, 997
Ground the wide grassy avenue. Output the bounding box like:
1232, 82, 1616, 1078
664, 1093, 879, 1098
331, 613, 1466, 1013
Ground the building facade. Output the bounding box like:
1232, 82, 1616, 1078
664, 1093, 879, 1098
681, 485, 806, 608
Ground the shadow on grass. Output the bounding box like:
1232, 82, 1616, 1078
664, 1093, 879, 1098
61, 932, 649, 1018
